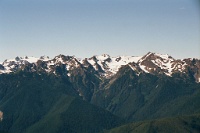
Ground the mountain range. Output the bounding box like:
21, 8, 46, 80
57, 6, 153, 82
1, 52, 200, 82
0, 52, 200, 133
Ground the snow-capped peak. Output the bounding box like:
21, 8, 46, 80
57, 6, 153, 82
96, 54, 110, 61
154, 53, 171, 60
86, 54, 142, 77
3, 55, 51, 64
0, 52, 200, 82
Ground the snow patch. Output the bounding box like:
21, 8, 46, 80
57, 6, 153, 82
96, 54, 110, 61
155, 53, 170, 60
24, 57, 39, 63
87, 55, 142, 76
128, 64, 136, 71
140, 65, 149, 73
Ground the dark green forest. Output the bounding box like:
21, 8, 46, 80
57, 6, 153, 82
0, 68, 200, 133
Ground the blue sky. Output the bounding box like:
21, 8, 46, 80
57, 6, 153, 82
0, 0, 199, 61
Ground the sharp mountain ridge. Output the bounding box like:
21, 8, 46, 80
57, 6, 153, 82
0, 52, 200, 133
0, 52, 200, 82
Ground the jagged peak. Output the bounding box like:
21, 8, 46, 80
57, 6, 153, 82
3, 56, 40, 64
15, 56, 21, 61
1, 53, 200, 81
4, 56, 21, 62
139, 52, 174, 62
89, 56, 98, 61
101, 54, 110, 57
154, 53, 174, 60
53, 54, 77, 63
139, 52, 154, 61
55, 54, 68, 59
39, 55, 50, 60
95, 54, 111, 61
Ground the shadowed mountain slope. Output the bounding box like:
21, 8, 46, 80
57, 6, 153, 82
0, 72, 123, 133
105, 113, 200, 133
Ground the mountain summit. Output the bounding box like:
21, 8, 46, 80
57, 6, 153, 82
1, 52, 200, 82
0, 52, 200, 133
